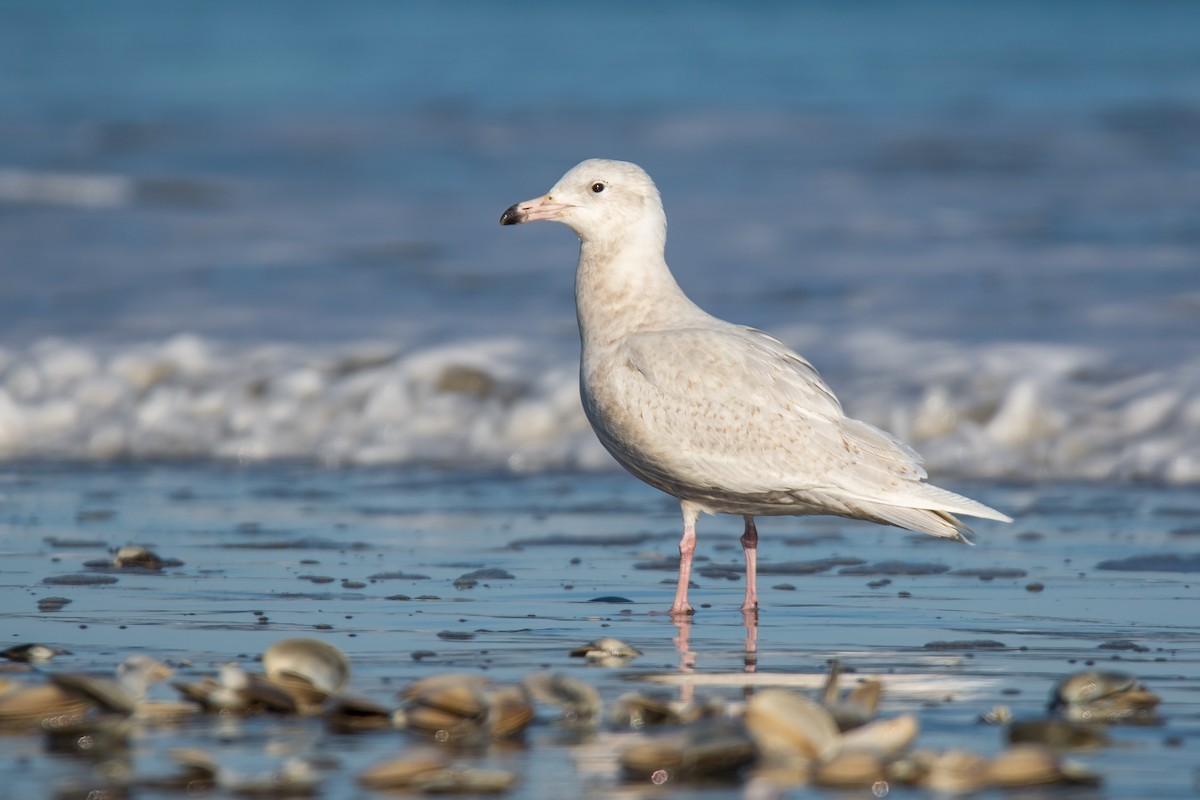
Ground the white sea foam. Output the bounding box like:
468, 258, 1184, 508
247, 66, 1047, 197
0, 333, 1196, 484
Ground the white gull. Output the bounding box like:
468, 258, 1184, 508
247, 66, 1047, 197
501, 158, 1011, 617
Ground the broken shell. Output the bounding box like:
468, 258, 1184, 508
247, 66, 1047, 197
262, 638, 350, 697
522, 672, 602, 725
569, 637, 643, 666
744, 688, 840, 763
114, 544, 167, 569
978, 704, 1013, 725
1050, 670, 1160, 722
986, 744, 1101, 787
620, 721, 757, 784
820, 661, 881, 731
839, 713, 919, 760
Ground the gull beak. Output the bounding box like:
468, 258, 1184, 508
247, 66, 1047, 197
500, 195, 572, 225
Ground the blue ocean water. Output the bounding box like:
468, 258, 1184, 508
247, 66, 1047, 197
0, 1, 1197, 478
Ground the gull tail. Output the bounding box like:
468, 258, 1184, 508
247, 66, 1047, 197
850, 483, 1012, 544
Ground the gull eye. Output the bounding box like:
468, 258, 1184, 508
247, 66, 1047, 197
591, 182, 606, 194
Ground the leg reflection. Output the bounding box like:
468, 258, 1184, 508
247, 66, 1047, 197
672, 615, 696, 704
742, 606, 759, 703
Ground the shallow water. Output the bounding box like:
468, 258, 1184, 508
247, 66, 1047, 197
1, 463, 1197, 798
2, 3, 1199, 480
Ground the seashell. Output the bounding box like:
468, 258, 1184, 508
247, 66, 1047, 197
114, 545, 166, 569
1, 643, 70, 663
522, 672, 602, 725
986, 744, 1101, 787
402, 674, 490, 716
813, 751, 887, 788
326, 696, 393, 734
262, 638, 350, 697
839, 713, 919, 760
569, 637, 643, 666
978, 704, 1012, 725
116, 655, 174, 698
359, 752, 518, 794
1050, 670, 1160, 722
891, 749, 989, 794
486, 685, 534, 739
1007, 718, 1110, 749
0, 683, 91, 728
51, 672, 138, 714
744, 688, 840, 764
820, 661, 881, 731
609, 692, 684, 729
359, 752, 448, 789
410, 766, 520, 794
171, 665, 297, 715
620, 721, 757, 784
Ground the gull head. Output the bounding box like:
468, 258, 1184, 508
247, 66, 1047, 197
500, 159, 665, 245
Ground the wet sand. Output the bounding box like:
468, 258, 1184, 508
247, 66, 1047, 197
1, 463, 1197, 797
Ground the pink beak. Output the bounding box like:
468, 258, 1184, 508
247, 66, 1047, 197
500, 195, 572, 225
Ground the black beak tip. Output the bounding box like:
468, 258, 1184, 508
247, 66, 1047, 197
499, 204, 525, 226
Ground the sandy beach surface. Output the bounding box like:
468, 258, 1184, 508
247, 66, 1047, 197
1, 463, 1196, 798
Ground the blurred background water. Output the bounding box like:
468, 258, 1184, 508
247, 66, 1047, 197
0, 0, 1197, 479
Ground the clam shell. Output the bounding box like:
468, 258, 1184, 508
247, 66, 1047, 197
986, 744, 1067, 787
402, 674, 490, 717
620, 721, 757, 783
359, 753, 448, 789
986, 744, 1100, 787
894, 749, 988, 794
262, 638, 350, 696
486, 685, 534, 739
839, 713, 919, 759
569, 637, 643, 665
1052, 670, 1137, 705
411, 766, 519, 794
744, 688, 840, 763
814, 751, 886, 788
522, 672, 602, 724
51, 673, 138, 714
325, 696, 393, 733
609, 692, 683, 729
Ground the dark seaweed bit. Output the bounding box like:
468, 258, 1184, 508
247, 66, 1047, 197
457, 568, 515, 580
1095, 553, 1200, 573
840, 561, 950, 576
368, 571, 431, 580
924, 639, 1007, 650
42, 574, 118, 586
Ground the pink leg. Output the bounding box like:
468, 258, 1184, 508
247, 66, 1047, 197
670, 502, 700, 617
740, 515, 759, 612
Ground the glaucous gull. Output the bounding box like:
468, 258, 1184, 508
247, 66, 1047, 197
501, 159, 1010, 617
